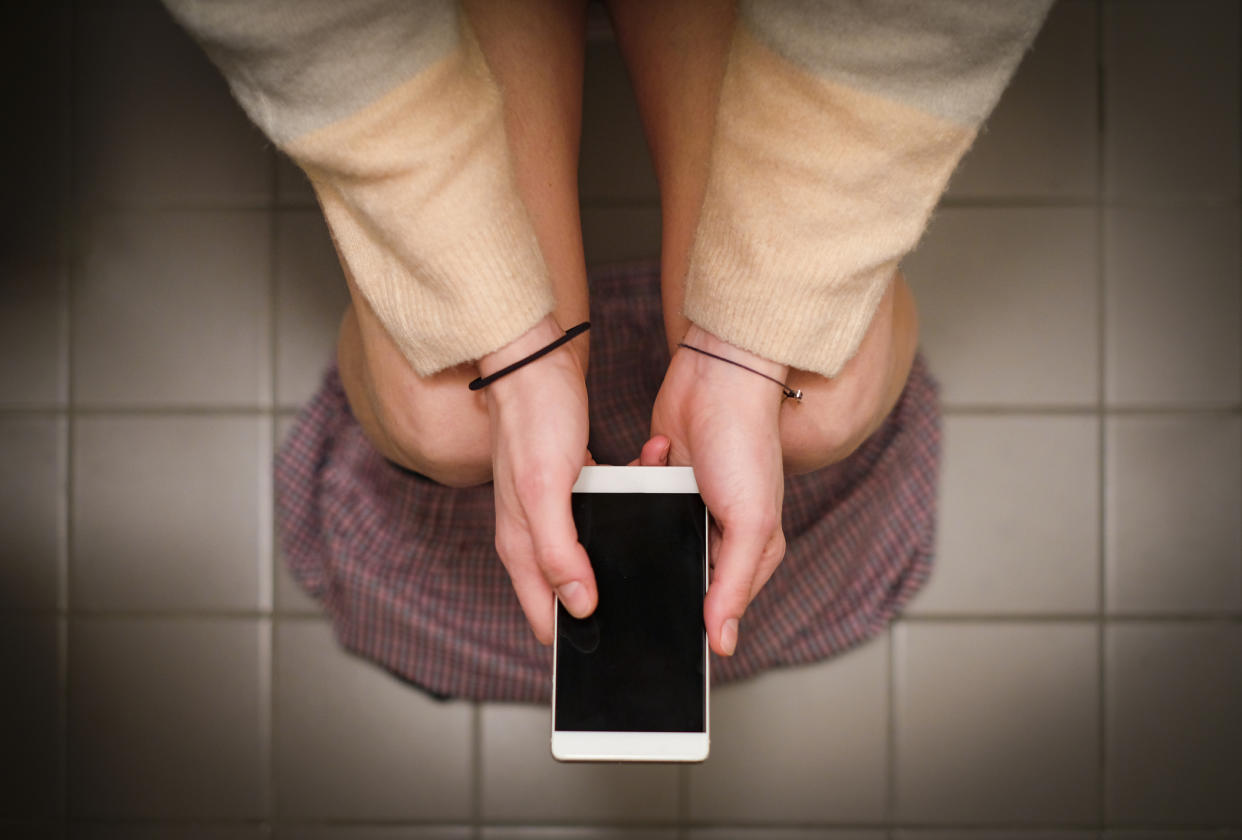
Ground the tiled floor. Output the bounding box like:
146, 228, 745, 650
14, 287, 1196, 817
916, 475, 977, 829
2, 0, 1240, 838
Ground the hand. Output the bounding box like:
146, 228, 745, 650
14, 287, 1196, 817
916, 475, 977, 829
650, 324, 788, 657
484, 315, 593, 645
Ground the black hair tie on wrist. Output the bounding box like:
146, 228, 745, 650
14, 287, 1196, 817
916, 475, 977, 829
468, 322, 590, 391
676, 342, 803, 402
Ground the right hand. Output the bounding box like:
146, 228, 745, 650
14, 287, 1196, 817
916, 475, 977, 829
483, 315, 595, 645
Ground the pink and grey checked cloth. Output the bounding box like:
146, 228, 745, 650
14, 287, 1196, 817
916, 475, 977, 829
275, 263, 940, 702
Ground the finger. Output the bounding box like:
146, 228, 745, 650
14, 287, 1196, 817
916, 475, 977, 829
702, 516, 774, 656
526, 489, 597, 619
585, 449, 597, 466
628, 434, 672, 466
495, 526, 556, 645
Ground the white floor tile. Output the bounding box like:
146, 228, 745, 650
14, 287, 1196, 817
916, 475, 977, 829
1104, 207, 1241, 406
0, 617, 62, 821
1106, 415, 1242, 613
1103, 833, 1242, 840
895, 833, 1097, 840
688, 636, 889, 823
483, 830, 677, 840
276, 153, 317, 208
275, 212, 350, 409
691, 832, 884, 840
73, 211, 271, 407
581, 207, 662, 266
579, 40, 660, 204
73, 0, 271, 205
903, 207, 1098, 407
72, 416, 269, 611
1104, 0, 1240, 198
0, 417, 65, 610
894, 622, 1098, 823
947, 0, 1098, 199
1106, 623, 1242, 823
479, 702, 678, 823
911, 416, 1099, 615
0, 223, 66, 408
68, 618, 267, 819
73, 827, 269, 840
273, 620, 472, 821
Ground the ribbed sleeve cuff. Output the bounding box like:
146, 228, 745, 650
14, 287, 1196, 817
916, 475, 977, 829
683, 24, 980, 378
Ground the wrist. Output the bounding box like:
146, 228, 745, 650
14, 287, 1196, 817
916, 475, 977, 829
477, 315, 586, 406
680, 323, 790, 387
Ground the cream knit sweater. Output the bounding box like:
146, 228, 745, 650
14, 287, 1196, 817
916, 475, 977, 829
164, 0, 1051, 378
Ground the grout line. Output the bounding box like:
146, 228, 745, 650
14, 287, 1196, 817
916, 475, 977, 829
885, 626, 899, 824
7, 403, 1240, 419
62, 0, 78, 825
68, 194, 1242, 214
941, 403, 1242, 416
265, 143, 280, 832
470, 701, 483, 836
8, 607, 1239, 624
1095, 0, 1110, 828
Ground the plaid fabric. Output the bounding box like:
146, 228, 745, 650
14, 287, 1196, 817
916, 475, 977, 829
275, 262, 941, 702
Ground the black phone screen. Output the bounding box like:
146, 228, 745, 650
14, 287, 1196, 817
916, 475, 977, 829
555, 491, 707, 733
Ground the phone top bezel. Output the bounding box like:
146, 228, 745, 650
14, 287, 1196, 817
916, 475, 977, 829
552, 465, 710, 763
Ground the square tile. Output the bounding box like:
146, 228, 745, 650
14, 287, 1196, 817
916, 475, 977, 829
894, 622, 1099, 823
1104, 834, 1242, 840
1104, 0, 1240, 198
0, 222, 67, 408
691, 832, 885, 840
1106, 623, 1242, 823
578, 39, 659, 204
896, 833, 1096, 840
910, 416, 1099, 615
0, 617, 63, 820
273, 415, 319, 614
484, 830, 677, 840
275, 211, 350, 408
903, 208, 1098, 406
73, 828, 269, 840
947, 0, 1098, 199
1106, 415, 1242, 613
688, 636, 889, 823
73, 0, 271, 205
3, 0, 68, 408
276, 153, 317, 208
1105, 207, 1241, 406
72, 415, 270, 611
273, 620, 472, 821
2, 824, 65, 840
581, 206, 662, 266
73, 211, 271, 407
0, 417, 66, 610
275, 830, 467, 840
68, 618, 267, 819
479, 703, 678, 823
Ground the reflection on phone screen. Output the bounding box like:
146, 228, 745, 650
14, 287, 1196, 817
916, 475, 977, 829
556, 492, 707, 733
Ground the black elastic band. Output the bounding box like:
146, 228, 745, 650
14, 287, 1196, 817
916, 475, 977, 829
468, 322, 590, 391
677, 342, 803, 402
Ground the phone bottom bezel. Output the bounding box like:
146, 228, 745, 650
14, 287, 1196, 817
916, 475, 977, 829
550, 730, 709, 763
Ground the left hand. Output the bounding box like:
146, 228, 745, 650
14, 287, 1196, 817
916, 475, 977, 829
650, 324, 788, 657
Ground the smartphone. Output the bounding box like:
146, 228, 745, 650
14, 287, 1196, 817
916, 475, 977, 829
551, 465, 710, 762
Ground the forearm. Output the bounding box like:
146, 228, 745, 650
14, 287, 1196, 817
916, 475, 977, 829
684, 0, 1052, 377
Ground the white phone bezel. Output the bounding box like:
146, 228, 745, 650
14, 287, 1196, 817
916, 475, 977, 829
551, 465, 710, 763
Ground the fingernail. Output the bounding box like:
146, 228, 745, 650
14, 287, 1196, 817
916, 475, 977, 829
721, 618, 738, 656
558, 581, 591, 617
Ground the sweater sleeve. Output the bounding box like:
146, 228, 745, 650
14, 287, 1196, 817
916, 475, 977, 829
683, 0, 1054, 377
161, 0, 554, 377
